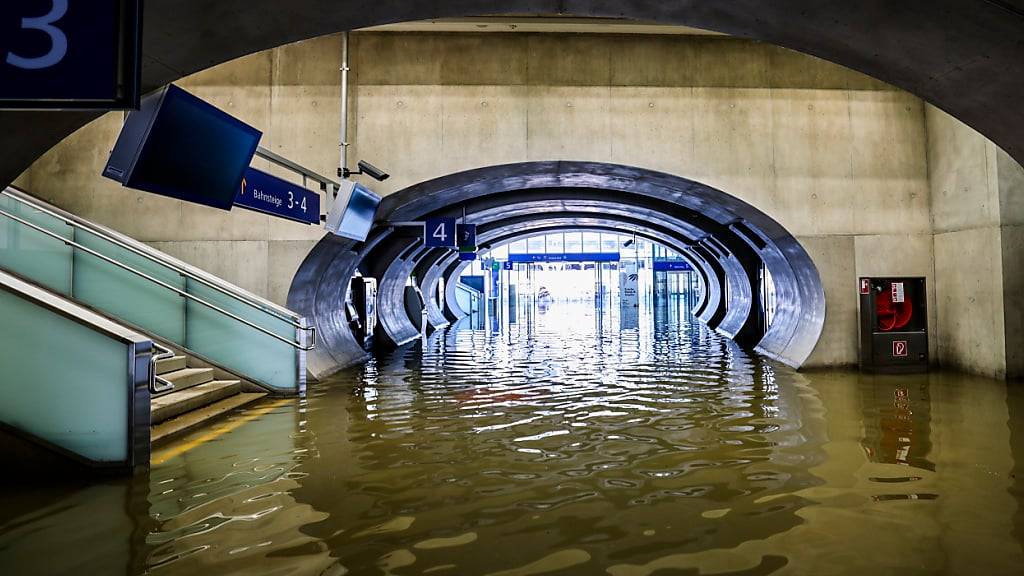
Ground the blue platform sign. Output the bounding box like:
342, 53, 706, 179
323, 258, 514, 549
425, 217, 458, 248
508, 252, 620, 263
653, 260, 694, 272
502, 261, 514, 271
0, 1, 142, 109
235, 167, 321, 225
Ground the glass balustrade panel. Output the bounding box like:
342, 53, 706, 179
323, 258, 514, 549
73, 229, 186, 344
185, 279, 298, 393
0, 288, 129, 463
0, 196, 73, 295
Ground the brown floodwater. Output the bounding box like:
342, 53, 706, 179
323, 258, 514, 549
1, 300, 1023, 575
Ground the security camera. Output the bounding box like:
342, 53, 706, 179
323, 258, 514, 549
340, 159, 390, 182
357, 160, 389, 182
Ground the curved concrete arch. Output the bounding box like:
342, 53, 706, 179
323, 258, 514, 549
1, 1, 1023, 190
289, 162, 825, 378
444, 260, 475, 320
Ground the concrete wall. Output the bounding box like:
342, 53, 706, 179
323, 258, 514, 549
927, 106, 1024, 379
16, 32, 941, 369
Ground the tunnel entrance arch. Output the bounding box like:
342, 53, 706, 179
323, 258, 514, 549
288, 162, 826, 379
1, 1, 1022, 191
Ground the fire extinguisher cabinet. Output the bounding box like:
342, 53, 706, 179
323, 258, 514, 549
859, 277, 928, 373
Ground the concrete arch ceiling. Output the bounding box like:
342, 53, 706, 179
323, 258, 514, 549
287, 162, 825, 379
1, 1, 1023, 188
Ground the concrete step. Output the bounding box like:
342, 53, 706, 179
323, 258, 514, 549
155, 355, 187, 375
151, 392, 268, 445
160, 367, 215, 392
151, 380, 241, 425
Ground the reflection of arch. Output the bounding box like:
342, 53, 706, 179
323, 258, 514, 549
2, 1, 1023, 188
288, 162, 825, 378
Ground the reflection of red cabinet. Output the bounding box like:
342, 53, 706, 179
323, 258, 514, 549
859, 277, 928, 373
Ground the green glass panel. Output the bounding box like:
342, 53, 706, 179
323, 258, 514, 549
72, 230, 186, 344
185, 279, 298, 393
0, 289, 129, 463
0, 196, 73, 295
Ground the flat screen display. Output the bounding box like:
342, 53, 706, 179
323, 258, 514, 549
327, 180, 381, 241
103, 85, 263, 210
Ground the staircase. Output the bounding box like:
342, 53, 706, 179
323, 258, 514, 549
150, 353, 268, 444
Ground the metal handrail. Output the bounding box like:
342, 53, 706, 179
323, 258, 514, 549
0, 188, 309, 331
151, 342, 176, 394
0, 206, 315, 351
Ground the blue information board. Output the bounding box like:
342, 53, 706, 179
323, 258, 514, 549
508, 252, 620, 263
653, 260, 694, 272
425, 217, 458, 248
235, 167, 321, 225
0, 1, 142, 108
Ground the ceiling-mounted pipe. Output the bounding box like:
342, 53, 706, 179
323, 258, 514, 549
339, 31, 351, 193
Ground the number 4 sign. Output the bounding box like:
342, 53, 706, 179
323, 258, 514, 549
425, 217, 458, 248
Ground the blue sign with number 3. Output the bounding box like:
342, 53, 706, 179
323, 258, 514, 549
0, 1, 142, 108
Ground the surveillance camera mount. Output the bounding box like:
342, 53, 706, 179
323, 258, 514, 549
339, 159, 390, 182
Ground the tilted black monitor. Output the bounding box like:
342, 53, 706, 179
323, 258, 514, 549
102, 84, 263, 210
326, 180, 382, 242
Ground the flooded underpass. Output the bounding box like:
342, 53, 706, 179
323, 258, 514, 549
3, 300, 1024, 575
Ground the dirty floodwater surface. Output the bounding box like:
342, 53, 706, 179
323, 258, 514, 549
2, 300, 1024, 575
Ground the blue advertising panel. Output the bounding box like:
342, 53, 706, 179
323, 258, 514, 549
653, 260, 694, 272
508, 252, 620, 263
235, 168, 321, 225
0, 1, 142, 108
425, 217, 458, 248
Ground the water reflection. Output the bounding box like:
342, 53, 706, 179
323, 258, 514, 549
0, 301, 1023, 575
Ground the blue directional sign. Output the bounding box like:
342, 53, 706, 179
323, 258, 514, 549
425, 217, 458, 248
653, 260, 694, 272
235, 167, 321, 225
508, 252, 620, 263
0, 1, 142, 109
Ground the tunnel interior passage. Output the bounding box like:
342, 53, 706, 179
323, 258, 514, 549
288, 162, 825, 378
